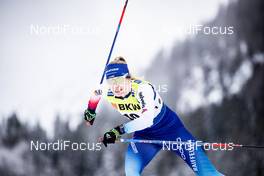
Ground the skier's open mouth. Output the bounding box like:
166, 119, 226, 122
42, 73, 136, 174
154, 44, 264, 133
114, 89, 123, 94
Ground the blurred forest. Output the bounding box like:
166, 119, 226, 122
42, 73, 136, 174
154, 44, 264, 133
0, 0, 263, 175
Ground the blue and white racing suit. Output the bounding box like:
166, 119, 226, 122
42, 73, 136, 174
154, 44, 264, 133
105, 79, 223, 176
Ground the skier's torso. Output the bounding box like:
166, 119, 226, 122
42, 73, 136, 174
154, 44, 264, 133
104, 79, 184, 135
106, 79, 163, 121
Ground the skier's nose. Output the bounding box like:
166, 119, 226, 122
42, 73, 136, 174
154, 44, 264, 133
114, 84, 122, 92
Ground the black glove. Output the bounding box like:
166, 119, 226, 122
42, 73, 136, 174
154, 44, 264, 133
84, 108, 96, 125
102, 125, 125, 147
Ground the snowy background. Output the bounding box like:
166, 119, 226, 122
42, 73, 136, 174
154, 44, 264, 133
0, 0, 228, 133
0, 0, 264, 175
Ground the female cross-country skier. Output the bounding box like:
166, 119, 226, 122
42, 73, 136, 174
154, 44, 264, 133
84, 56, 224, 176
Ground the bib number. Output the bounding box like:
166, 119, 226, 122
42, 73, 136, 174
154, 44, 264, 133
124, 113, 140, 120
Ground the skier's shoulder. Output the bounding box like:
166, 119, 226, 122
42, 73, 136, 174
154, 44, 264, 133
106, 89, 114, 97
132, 79, 155, 96
132, 78, 152, 89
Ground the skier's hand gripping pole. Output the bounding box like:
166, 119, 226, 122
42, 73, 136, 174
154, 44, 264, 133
84, 89, 102, 126
99, 125, 125, 147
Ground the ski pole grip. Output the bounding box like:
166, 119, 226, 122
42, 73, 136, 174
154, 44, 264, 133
87, 86, 103, 111
87, 95, 101, 110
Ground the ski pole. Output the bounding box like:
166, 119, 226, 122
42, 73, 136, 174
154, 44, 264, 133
86, 0, 129, 117
100, 0, 129, 84
118, 138, 264, 149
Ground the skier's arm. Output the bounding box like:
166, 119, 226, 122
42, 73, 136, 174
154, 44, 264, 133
84, 87, 103, 125
123, 84, 156, 133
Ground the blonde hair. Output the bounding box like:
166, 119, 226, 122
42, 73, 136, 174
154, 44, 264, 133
109, 56, 137, 80
109, 56, 127, 64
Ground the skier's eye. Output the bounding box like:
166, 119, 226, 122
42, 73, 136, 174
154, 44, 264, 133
107, 77, 126, 85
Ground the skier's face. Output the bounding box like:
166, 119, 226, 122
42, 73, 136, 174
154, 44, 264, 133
107, 76, 131, 97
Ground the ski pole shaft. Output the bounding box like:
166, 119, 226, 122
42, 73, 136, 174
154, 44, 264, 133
118, 139, 264, 149
100, 0, 129, 84
238, 145, 264, 149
